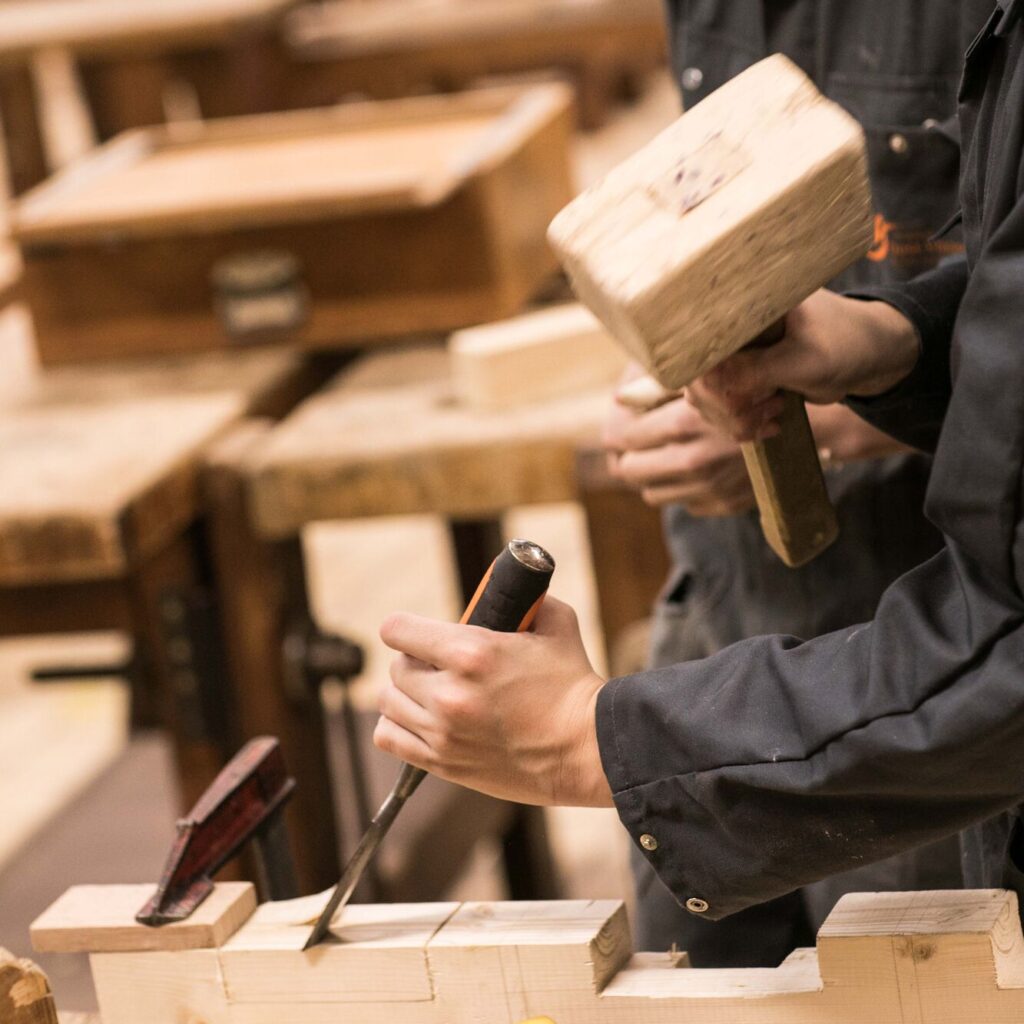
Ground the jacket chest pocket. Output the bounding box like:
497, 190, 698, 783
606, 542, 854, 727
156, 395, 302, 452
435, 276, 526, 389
827, 83, 963, 287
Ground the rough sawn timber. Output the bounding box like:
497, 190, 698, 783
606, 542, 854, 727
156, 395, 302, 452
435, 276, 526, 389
26, 886, 1024, 1024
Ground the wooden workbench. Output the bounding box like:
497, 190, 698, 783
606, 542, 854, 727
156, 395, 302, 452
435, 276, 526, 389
0, 335, 343, 892
0, 0, 299, 195
286, 0, 667, 128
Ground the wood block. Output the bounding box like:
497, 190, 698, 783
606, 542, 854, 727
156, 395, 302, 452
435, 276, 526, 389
548, 53, 873, 390
449, 303, 627, 411
30, 882, 256, 953
13, 85, 574, 364
0, 948, 58, 1024
248, 343, 610, 537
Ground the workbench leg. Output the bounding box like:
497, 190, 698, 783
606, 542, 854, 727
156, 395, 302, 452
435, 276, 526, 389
128, 529, 231, 811
448, 517, 561, 900
0, 64, 49, 196
574, 448, 670, 675
204, 424, 341, 894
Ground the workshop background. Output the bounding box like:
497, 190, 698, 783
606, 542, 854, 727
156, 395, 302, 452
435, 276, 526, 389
0, 0, 676, 1013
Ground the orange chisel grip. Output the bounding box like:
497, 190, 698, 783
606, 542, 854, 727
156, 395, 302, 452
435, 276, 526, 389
459, 539, 555, 633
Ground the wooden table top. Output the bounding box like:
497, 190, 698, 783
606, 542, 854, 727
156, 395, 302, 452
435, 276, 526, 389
247, 341, 609, 538
0, 337, 307, 585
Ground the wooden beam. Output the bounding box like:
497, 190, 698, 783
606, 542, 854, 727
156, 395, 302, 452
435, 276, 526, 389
30, 886, 1024, 1023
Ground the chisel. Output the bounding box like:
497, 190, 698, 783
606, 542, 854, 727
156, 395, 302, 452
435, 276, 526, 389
303, 538, 555, 949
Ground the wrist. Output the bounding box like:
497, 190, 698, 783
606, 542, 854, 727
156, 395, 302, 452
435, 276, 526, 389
559, 680, 614, 808
848, 300, 921, 398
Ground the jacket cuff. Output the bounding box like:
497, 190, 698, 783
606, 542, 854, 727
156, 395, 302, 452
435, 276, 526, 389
597, 676, 745, 920
841, 258, 967, 451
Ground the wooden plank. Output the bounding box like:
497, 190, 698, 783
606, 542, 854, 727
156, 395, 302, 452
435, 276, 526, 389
30, 882, 256, 953
0, 1, 299, 63
48, 888, 1024, 1024
248, 343, 609, 537
0, 948, 58, 1024
449, 303, 627, 411
13, 85, 570, 242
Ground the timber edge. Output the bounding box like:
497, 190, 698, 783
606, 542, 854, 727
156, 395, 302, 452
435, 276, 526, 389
27, 886, 1024, 1023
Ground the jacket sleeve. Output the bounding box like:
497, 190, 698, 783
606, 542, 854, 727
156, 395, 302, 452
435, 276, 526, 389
595, 203, 1024, 921
842, 253, 969, 453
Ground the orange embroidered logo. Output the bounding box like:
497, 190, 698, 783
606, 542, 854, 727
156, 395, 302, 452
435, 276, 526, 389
867, 213, 891, 262
865, 212, 964, 270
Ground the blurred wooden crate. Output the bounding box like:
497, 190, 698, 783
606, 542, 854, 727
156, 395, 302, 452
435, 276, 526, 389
12, 83, 574, 365
0, 0, 300, 196
286, 0, 667, 128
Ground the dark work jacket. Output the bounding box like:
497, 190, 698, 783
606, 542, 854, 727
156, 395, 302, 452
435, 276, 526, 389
653, 0, 962, 667
598, 1, 1024, 920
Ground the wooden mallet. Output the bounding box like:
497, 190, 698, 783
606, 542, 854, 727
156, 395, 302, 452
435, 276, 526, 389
548, 54, 874, 567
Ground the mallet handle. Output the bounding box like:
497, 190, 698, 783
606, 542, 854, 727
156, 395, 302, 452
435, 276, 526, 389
741, 389, 838, 567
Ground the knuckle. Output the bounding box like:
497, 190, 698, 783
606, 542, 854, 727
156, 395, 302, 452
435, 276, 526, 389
451, 638, 492, 677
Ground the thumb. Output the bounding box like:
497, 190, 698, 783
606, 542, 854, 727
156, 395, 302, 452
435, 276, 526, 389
531, 594, 581, 637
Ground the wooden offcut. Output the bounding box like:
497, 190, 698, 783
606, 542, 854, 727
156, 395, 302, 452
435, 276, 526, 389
286, 0, 666, 129
0, 948, 58, 1024
449, 303, 627, 411
30, 883, 256, 954
28, 885, 1024, 1024
13, 84, 574, 365
548, 55, 873, 567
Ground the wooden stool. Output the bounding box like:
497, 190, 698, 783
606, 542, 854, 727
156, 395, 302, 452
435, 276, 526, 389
0, 0, 299, 195
0, 342, 341, 891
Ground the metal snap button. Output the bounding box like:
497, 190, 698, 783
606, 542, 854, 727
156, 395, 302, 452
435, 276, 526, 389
639, 833, 659, 852
681, 67, 704, 91
686, 898, 710, 914
888, 133, 910, 155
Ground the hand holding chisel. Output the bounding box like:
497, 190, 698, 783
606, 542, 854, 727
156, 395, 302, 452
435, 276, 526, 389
304, 539, 555, 949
